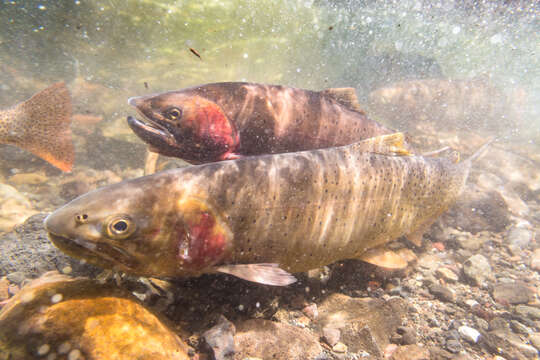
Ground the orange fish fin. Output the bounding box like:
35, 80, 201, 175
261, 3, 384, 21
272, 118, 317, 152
322, 87, 365, 114
359, 247, 408, 269
407, 231, 424, 247
351, 133, 411, 156
222, 152, 242, 161
214, 263, 297, 286
406, 220, 436, 247
15, 82, 74, 172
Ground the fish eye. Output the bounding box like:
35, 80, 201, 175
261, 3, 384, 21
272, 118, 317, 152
105, 215, 136, 239
164, 107, 182, 121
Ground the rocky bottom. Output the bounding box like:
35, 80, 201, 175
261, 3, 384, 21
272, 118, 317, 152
1, 131, 540, 360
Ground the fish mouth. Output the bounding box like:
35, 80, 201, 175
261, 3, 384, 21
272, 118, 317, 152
127, 115, 185, 155
127, 115, 175, 142
47, 232, 139, 271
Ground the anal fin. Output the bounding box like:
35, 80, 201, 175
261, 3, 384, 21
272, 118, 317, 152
144, 150, 160, 175
359, 247, 408, 269
214, 263, 297, 286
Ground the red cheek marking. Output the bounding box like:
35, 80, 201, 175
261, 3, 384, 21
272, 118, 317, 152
177, 212, 227, 270
195, 104, 239, 150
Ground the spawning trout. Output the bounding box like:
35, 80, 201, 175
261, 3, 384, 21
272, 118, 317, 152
0, 82, 74, 172
368, 78, 522, 133
127, 82, 397, 164
44, 134, 486, 286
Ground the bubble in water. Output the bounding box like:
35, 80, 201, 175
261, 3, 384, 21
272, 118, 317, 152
238, 304, 244, 311
438, 37, 448, 47
490, 33, 502, 44
38, 4, 46, 10
243, 53, 248, 59
452, 26, 461, 35
394, 41, 403, 51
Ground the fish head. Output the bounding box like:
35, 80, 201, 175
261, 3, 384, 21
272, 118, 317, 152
127, 92, 239, 163
44, 175, 233, 277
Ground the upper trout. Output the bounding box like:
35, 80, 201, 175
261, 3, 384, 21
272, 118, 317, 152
0, 82, 74, 172
44, 134, 487, 286
127, 82, 398, 164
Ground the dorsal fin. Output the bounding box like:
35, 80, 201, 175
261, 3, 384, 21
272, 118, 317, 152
350, 133, 411, 156
322, 87, 365, 114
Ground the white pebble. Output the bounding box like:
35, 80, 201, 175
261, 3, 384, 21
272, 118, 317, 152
458, 325, 481, 343
68, 349, 82, 360
37, 344, 50, 355
238, 304, 244, 311
51, 293, 63, 304
58, 341, 71, 354
464, 299, 479, 308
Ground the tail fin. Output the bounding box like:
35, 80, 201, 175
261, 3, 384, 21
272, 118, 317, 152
16, 82, 74, 172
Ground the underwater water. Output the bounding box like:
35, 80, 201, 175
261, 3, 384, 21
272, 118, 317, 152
0, 0, 539, 359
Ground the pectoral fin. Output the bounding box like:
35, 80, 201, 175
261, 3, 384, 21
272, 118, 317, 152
359, 247, 408, 269
407, 231, 424, 247
222, 152, 243, 161
352, 133, 411, 156
214, 263, 297, 286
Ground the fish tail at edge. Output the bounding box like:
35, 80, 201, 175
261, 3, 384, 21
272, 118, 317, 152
18, 82, 74, 172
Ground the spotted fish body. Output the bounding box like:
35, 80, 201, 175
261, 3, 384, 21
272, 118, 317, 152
44, 134, 481, 285
0, 82, 74, 172
127, 82, 396, 164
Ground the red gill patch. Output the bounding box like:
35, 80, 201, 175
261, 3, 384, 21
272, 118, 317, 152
195, 103, 238, 150
176, 211, 227, 270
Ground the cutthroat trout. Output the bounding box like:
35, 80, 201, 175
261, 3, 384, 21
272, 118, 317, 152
368, 78, 522, 133
44, 134, 486, 286
0, 82, 74, 172
127, 82, 396, 164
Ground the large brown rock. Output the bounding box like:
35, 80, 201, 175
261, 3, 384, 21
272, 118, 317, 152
316, 293, 406, 357
0, 272, 189, 360
233, 319, 322, 360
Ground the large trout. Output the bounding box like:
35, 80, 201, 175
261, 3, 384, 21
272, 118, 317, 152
127, 82, 397, 164
44, 134, 485, 286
